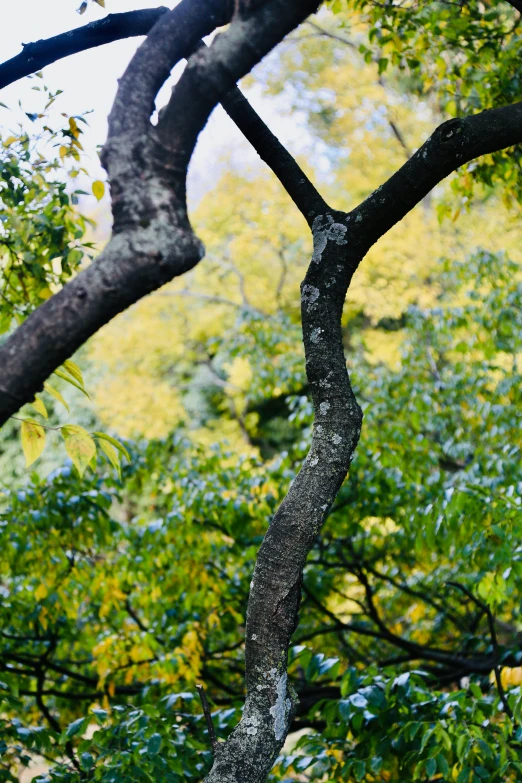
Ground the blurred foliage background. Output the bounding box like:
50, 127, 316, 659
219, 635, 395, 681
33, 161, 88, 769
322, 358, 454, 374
1, 1, 522, 782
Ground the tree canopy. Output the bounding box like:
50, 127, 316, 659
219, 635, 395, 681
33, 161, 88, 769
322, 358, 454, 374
0, 1, 522, 782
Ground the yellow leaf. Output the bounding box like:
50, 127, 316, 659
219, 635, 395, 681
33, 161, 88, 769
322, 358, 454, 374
94, 0, 106, 5
30, 396, 48, 419
44, 382, 69, 412
54, 368, 91, 399
3, 136, 17, 148
98, 439, 121, 478
21, 419, 46, 466
69, 117, 79, 139
59, 145, 68, 159
38, 287, 53, 300
61, 425, 96, 477
63, 359, 84, 386
35, 583, 49, 601
92, 180, 105, 201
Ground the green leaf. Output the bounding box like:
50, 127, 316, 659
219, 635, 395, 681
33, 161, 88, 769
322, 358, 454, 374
44, 382, 70, 412
147, 733, 162, 754
61, 425, 96, 477
66, 717, 88, 738
80, 752, 94, 770
21, 419, 46, 467
93, 432, 130, 462
92, 180, 105, 201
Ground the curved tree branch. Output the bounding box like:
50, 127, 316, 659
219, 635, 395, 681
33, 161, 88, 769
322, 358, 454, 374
0, 0, 321, 428
0, 8, 169, 91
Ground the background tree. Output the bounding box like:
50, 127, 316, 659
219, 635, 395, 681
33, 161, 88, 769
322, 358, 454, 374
1, 1, 522, 782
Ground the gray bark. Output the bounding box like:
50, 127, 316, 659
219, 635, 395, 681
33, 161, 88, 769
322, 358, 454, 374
1, 4, 522, 781
0, 0, 321, 425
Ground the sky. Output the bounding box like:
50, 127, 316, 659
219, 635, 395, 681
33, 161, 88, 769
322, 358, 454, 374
0, 0, 309, 221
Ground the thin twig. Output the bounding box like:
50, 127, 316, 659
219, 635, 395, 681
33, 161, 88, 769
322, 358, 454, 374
196, 683, 220, 754
447, 581, 514, 720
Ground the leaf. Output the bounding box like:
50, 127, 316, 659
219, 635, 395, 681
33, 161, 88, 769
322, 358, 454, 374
35, 583, 48, 601
92, 180, 105, 201
30, 396, 48, 419
147, 733, 162, 754
44, 382, 69, 412
66, 717, 88, 738
77, 2, 88, 14
94, 0, 106, 5
80, 753, 94, 771
3, 136, 17, 147
98, 439, 121, 478
61, 425, 96, 477
63, 359, 84, 386
59, 145, 68, 160
93, 432, 130, 462
54, 368, 91, 400
21, 419, 46, 467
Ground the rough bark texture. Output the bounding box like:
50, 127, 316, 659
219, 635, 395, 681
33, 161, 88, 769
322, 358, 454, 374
0, 0, 321, 426
201, 100, 522, 783
1, 5, 522, 782
203, 212, 363, 782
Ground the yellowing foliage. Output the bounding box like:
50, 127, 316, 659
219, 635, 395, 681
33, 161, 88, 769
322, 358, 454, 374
87, 34, 522, 442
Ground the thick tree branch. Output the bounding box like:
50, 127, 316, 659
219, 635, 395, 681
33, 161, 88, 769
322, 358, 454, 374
0, 0, 320, 428
205, 221, 363, 781
0, 8, 327, 227
107, 0, 234, 137
348, 103, 522, 255
0, 8, 169, 91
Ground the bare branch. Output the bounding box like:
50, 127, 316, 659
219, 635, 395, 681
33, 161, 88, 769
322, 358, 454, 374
0, 0, 321, 428
220, 85, 329, 224
0, 8, 169, 90
349, 102, 522, 256
305, 20, 358, 49
197, 683, 221, 755
157, 288, 266, 317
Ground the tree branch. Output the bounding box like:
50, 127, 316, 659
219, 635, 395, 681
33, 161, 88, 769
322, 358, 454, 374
448, 581, 514, 720
348, 103, 522, 255
0, 0, 321, 428
220, 85, 328, 224
197, 683, 221, 755
0, 8, 169, 91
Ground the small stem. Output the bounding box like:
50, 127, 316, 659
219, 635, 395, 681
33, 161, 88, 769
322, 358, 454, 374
11, 415, 63, 431
196, 683, 220, 754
